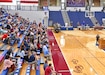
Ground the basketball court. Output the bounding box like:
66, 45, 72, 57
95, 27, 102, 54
52, 29, 105, 75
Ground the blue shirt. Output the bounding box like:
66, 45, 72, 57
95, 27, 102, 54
43, 45, 49, 55
28, 55, 35, 62
43, 63, 48, 70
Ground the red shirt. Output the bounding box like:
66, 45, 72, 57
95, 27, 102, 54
2, 33, 8, 40
45, 66, 51, 75
37, 43, 40, 49
10, 28, 14, 32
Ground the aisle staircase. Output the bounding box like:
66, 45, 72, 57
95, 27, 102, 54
90, 17, 100, 26
61, 10, 71, 26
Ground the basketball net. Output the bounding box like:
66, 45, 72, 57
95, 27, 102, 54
85, 10, 95, 18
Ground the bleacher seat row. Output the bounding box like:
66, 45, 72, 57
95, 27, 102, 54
17, 24, 31, 48
0, 50, 8, 62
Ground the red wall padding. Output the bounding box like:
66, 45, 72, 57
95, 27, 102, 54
0, 0, 12, 2
20, 0, 38, 3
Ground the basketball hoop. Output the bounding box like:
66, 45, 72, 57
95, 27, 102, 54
85, 11, 95, 18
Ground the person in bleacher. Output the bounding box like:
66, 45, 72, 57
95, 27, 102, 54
1, 32, 8, 40
24, 37, 30, 50
28, 51, 35, 62
2, 32, 10, 44
24, 48, 29, 62
20, 25, 25, 34
9, 32, 16, 40
42, 42, 50, 60
17, 48, 25, 59
7, 48, 13, 56
45, 63, 53, 75
29, 41, 35, 51
33, 39, 38, 50
43, 60, 48, 70
6, 22, 12, 30
28, 51, 37, 70
37, 37, 41, 50
2, 54, 15, 75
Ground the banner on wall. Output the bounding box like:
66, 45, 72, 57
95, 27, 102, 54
67, 0, 85, 7
20, 0, 38, 3
0, 0, 12, 2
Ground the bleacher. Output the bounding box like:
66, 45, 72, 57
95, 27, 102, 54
0, 47, 16, 75
0, 50, 8, 63
0, 7, 59, 75
14, 58, 24, 75
1, 68, 8, 75
25, 65, 31, 75
67, 11, 79, 28
49, 11, 65, 26
36, 59, 40, 75
79, 12, 93, 27
95, 12, 105, 25
17, 24, 31, 48
67, 11, 94, 28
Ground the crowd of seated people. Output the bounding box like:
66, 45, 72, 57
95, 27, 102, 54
0, 7, 30, 44
0, 7, 54, 75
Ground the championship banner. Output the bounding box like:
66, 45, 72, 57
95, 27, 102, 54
67, 0, 85, 7
20, 0, 38, 3
0, 0, 12, 2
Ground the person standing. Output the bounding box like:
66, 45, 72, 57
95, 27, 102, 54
96, 34, 100, 45
82, 21, 86, 30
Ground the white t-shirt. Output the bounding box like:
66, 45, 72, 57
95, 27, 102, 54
18, 50, 25, 58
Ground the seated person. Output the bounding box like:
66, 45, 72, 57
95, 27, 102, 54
45, 63, 53, 75
2, 54, 15, 74
10, 33, 16, 40
0, 27, 8, 34
7, 48, 13, 58
28, 51, 36, 63
28, 51, 37, 70
2, 33, 9, 44
43, 60, 48, 70
24, 49, 29, 62
1, 32, 8, 41
17, 49, 25, 59
3, 54, 14, 70
42, 43, 50, 60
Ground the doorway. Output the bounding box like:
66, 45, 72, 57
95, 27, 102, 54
93, 0, 100, 6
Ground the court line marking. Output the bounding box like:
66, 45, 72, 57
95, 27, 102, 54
59, 30, 105, 74
52, 30, 73, 75
58, 70, 70, 72
59, 31, 101, 74
84, 58, 97, 74
72, 35, 105, 74
74, 36, 105, 67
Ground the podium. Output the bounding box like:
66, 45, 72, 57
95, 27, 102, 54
99, 38, 105, 49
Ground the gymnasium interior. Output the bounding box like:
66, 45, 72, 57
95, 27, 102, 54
0, 0, 105, 75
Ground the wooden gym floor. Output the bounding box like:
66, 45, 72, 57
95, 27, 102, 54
53, 29, 105, 75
